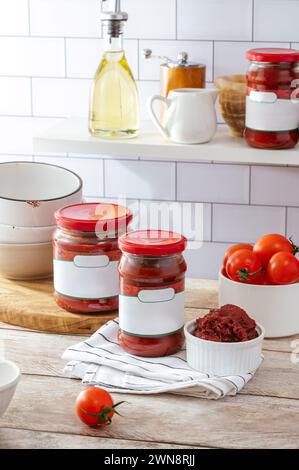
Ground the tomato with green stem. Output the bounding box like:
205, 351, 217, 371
267, 252, 299, 285
222, 243, 253, 274
76, 387, 124, 427
253, 234, 299, 268
226, 249, 263, 283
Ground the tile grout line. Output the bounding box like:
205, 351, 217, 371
102, 158, 106, 197
101, 157, 105, 198
174, 161, 178, 200
212, 40, 215, 82
175, 0, 178, 40
0, 34, 292, 43
137, 39, 140, 81
29, 77, 34, 116
248, 165, 252, 204
251, 0, 254, 41
27, 0, 31, 36
64, 37, 67, 78
210, 203, 214, 242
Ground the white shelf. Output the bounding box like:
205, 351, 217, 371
34, 117, 299, 165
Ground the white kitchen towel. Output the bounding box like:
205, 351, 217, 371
62, 318, 261, 400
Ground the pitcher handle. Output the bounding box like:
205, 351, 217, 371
147, 95, 171, 139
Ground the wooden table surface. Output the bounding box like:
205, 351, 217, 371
1, 278, 299, 449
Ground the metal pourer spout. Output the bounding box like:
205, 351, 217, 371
101, 0, 128, 37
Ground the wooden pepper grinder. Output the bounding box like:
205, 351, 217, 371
143, 49, 206, 97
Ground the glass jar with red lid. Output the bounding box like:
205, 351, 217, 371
245, 47, 299, 149
53, 203, 132, 314
118, 230, 187, 357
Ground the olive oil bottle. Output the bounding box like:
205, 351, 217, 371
89, 0, 140, 139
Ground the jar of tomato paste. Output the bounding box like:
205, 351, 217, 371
53, 203, 132, 314
118, 230, 187, 357
245, 48, 299, 149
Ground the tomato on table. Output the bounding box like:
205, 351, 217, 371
253, 234, 297, 268
76, 387, 124, 427
226, 249, 263, 284
267, 252, 299, 285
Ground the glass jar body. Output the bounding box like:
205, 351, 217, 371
118, 252, 187, 357
245, 61, 299, 149
53, 227, 121, 314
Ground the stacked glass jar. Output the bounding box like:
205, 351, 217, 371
118, 230, 187, 357
53, 203, 132, 314
245, 47, 299, 149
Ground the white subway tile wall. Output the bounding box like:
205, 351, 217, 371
34, 155, 104, 197
212, 204, 286, 243
254, 0, 299, 42
0, 37, 65, 77
29, 0, 101, 38
0, 0, 29, 36
177, 0, 253, 41
177, 163, 250, 204
0, 116, 62, 154
105, 160, 176, 200
0, 77, 32, 115
122, 0, 176, 39
251, 166, 299, 207
32, 78, 91, 117
214, 41, 287, 78
287, 208, 299, 241
184, 242, 232, 280
1, 0, 298, 278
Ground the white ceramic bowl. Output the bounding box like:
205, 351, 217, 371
0, 223, 55, 244
0, 161, 82, 227
185, 319, 264, 376
219, 271, 299, 338
0, 242, 53, 280
0, 360, 20, 418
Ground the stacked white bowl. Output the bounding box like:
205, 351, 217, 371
0, 359, 20, 418
0, 161, 82, 280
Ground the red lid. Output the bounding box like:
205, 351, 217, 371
55, 203, 133, 232
118, 230, 187, 256
246, 47, 299, 63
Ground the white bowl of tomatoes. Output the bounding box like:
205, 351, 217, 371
219, 234, 299, 338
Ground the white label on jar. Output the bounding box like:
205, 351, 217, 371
54, 255, 119, 299
246, 92, 299, 131
119, 288, 185, 337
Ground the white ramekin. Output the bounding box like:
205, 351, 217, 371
184, 319, 265, 376
219, 270, 299, 338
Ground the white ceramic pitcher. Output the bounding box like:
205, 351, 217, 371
148, 88, 218, 144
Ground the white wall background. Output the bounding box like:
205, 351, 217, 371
1, 0, 299, 279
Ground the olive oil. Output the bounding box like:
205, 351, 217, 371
89, 50, 139, 138
89, 0, 139, 139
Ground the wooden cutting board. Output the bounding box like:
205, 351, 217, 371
0, 276, 117, 335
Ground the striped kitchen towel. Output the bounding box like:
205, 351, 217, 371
62, 318, 261, 400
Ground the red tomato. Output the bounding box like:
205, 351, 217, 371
253, 234, 294, 268
250, 270, 272, 285
267, 252, 299, 285
226, 249, 263, 283
222, 243, 253, 273
76, 387, 124, 427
